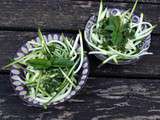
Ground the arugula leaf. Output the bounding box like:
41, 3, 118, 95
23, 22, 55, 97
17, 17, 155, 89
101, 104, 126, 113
50, 57, 74, 68
109, 16, 125, 50
26, 58, 52, 69
27, 57, 74, 70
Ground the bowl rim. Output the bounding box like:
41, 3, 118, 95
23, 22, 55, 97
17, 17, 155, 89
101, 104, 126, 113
10, 33, 90, 108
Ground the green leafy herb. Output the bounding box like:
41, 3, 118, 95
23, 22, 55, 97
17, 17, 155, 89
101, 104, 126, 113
26, 58, 52, 69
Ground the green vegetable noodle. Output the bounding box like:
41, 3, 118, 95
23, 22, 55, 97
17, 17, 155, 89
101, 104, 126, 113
4, 29, 84, 108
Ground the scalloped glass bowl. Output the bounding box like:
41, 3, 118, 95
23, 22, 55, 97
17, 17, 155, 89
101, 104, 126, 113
84, 8, 151, 65
10, 34, 89, 107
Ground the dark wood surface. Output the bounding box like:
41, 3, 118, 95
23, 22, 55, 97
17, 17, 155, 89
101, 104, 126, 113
0, 0, 160, 120
0, 0, 159, 33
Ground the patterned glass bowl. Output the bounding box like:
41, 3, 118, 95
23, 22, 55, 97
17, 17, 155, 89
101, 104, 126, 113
84, 8, 151, 65
10, 34, 89, 108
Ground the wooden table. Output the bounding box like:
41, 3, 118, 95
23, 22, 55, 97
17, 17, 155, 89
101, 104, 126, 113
0, 0, 160, 120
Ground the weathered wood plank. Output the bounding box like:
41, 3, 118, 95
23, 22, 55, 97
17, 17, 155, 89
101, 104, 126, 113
1, 75, 160, 120
79, 0, 160, 4
0, 0, 159, 33
115, 0, 160, 4
91, 55, 160, 78
0, 31, 160, 78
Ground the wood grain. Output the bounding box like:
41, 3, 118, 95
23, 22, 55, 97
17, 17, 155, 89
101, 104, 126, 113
1, 75, 160, 120
0, 0, 159, 33
0, 0, 160, 119
77, 0, 160, 4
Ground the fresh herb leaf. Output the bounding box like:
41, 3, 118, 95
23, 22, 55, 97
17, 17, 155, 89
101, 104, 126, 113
26, 58, 52, 69
50, 57, 74, 68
